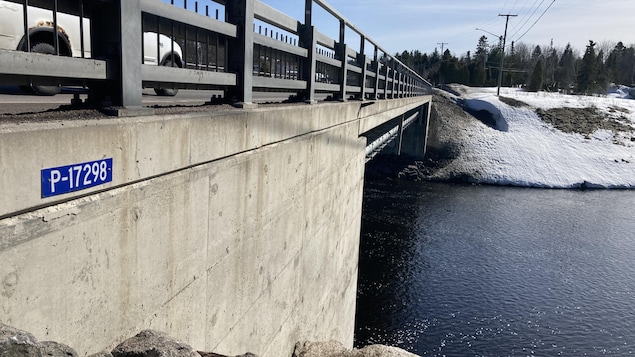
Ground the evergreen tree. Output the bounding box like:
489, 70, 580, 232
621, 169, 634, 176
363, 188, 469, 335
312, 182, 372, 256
531, 45, 543, 65
596, 49, 609, 92
544, 45, 559, 91
577, 40, 597, 93
527, 58, 544, 92
556, 43, 576, 91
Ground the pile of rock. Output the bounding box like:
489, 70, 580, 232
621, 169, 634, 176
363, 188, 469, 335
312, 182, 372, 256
0, 324, 254, 357
1, 323, 419, 357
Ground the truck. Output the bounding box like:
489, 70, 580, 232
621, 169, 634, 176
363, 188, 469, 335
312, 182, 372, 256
0, 0, 183, 96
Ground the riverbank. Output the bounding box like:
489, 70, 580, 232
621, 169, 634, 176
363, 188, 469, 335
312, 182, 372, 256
373, 85, 635, 188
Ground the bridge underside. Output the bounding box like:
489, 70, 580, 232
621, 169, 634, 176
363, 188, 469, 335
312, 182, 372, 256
0, 96, 431, 355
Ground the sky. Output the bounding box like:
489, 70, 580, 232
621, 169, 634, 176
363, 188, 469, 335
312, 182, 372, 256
166, 0, 634, 57
256, 0, 635, 56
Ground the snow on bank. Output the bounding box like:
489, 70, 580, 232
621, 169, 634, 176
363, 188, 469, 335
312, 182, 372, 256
430, 86, 635, 188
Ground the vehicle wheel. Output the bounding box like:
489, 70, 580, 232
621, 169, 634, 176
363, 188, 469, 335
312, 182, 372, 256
29, 42, 62, 96
153, 59, 180, 97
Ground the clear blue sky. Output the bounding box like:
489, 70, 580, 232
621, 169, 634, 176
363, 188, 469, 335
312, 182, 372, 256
166, 0, 635, 56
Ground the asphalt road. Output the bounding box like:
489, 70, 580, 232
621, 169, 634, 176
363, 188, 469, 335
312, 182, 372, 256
0, 86, 309, 115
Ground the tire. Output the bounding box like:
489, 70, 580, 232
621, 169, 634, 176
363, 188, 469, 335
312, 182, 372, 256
153, 59, 180, 97
29, 42, 62, 96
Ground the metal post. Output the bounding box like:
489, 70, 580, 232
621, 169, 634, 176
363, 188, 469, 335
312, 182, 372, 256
300, 24, 317, 104
357, 54, 367, 100
52, 0, 59, 55
22, 0, 30, 52
87, 0, 150, 115
119, 0, 144, 109
336, 19, 347, 101
383, 57, 390, 99
304, 0, 312, 26
391, 59, 397, 98
358, 36, 366, 100
225, 0, 256, 108
372, 47, 380, 100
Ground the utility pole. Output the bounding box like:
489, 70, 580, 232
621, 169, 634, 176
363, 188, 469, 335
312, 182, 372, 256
437, 42, 449, 54
497, 14, 516, 96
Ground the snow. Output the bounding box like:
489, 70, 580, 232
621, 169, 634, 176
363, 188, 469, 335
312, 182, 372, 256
430, 86, 635, 188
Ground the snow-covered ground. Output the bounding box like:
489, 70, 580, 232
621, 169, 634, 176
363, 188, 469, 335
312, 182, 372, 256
429, 85, 635, 188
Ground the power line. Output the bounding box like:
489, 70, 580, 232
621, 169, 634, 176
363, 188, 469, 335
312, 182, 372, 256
514, 0, 556, 43
509, 0, 546, 40
437, 42, 449, 53
507, 0, 540, 37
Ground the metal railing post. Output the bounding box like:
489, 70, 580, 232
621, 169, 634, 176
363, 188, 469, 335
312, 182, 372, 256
357, 53, 367, 100
120, 0, 143, 109
225, 0, 256, 108
299, 25, 317, 104
372, 47, 380, 100
336, 19, 347, 101
382, 58, 390, 99
357, 35, 366, 100
391, 59, 397, 98
87, 0, 149, 115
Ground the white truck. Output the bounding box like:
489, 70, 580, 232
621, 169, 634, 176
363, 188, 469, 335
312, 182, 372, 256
0, 0, 183, 96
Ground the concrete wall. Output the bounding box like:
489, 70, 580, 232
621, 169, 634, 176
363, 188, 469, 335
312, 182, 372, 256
0, 96, 431, 356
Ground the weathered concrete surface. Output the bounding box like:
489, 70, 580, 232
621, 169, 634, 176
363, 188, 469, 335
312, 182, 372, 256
0, 97, 430, 356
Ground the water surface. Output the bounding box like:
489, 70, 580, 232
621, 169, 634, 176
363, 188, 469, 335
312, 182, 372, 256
355, 181, 635, 356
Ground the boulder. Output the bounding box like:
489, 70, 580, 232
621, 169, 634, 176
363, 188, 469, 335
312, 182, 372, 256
0, 322, 43, 357
199, 353, 258, 357
293, 341, 349, 356
111, 330, 199, 357
292, 341, 419, 357
40, 341, 78, 357
87, 351, 114, 357
352, 345, 419, 357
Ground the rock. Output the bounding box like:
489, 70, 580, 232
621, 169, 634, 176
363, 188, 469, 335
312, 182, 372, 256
111, 330, 199, 357
292, 341, 350, 357
352, 345, 419, 357
40, 341, 78, 356
87, 351, 114, 357
0, 322, 43, 357
292, 341, 420, 357
198, 352, 259, 357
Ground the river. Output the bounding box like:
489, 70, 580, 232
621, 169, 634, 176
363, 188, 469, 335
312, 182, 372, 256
354, 180, 635, 356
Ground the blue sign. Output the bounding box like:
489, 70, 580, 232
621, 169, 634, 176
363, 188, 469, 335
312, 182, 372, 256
41, 158, 113, 198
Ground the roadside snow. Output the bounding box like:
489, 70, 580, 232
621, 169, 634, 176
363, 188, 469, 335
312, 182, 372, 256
430, 86, 635, 188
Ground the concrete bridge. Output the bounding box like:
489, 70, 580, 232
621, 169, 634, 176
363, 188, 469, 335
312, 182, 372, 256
0, 0, 432, 355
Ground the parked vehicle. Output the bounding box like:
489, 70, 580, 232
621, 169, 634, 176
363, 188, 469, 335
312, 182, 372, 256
0, 0, 183, 96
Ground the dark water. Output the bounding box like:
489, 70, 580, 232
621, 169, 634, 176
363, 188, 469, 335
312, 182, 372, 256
354, 181, 635, 356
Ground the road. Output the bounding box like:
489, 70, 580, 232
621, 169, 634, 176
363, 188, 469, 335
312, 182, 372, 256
0, 86, 313, 115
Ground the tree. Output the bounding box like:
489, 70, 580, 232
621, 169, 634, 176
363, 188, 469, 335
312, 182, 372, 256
577, 40, 597, 93
556, 43, 576, 92
527, 58, 544, 92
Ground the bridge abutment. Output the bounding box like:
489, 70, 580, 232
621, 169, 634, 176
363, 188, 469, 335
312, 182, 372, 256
0, 96, 430, 355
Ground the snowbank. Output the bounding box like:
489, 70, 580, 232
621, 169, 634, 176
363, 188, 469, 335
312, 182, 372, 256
429, 86, 635, 188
